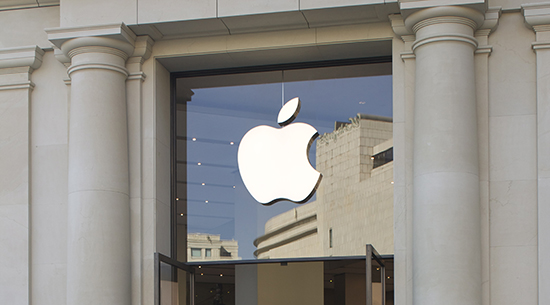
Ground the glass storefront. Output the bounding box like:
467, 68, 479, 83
157, 251, 393, 305
169, 60, 394, 304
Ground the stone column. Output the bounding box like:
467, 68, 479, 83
523, 4, 550, 304
49, 25, 136, 305
404, 6, 484, 305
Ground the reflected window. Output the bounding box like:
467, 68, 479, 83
220, 247, 231, 257
329, 228, 333, 248
191, 248, 201, 258
373, 147, 393, 169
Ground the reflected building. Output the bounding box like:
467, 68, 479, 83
188, 233, 240, 261
255, 114, 393, 258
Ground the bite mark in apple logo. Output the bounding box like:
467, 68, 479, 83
237, 97, 323, 205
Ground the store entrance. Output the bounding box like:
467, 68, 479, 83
156, 245, 393, 305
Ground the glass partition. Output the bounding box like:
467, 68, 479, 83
185, 255, 393, 305
157, 254, 191, 305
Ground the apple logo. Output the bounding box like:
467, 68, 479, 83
237, 97, 323, 205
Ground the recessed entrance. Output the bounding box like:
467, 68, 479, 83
168, 58, 394, 304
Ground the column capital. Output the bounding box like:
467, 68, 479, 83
127, 35, 155, 81
0, 46, 45, 90
46, 23, 136, 61
404, 6, 485, 33
127, 35, 155, 67
0, 46, 44, 72
522, 3, 550, 49
390, 14, 410, 38
522, 2, 550, 29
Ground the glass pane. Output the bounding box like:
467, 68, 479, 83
187, 257, 392, 305
176, 63, 393, 262
159, 262, 189, 305
191, 248, 201, 258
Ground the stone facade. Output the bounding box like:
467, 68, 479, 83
255, 115, 394, 259
1, 1, 549, 305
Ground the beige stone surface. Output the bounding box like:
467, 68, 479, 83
60, 0, 137, 27
137, 0, 216, 24
301, 0, 383, 9
0, 2, 549, 305
0, 68, 33, 305
218, 0, 299, 17
0, 6, 59, 49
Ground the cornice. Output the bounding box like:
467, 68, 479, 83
522, 2, 550, 29
46, 23, 136, 58
0, 46, 45, 72
0, 0, 58, 11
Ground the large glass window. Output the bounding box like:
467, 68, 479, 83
174, 62, 393, 263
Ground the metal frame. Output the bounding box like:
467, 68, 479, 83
171, 56, 391, 78
366, 244, 386, 305
154, 252, 192, 305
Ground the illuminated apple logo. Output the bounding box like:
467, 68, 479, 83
237, 97, 323, 205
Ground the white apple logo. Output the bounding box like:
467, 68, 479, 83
237, 97, 323, 205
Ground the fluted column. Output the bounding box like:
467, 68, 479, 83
49, 26, 136, 305
404, 6, 484, 305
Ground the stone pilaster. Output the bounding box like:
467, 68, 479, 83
522, 4, 550, 304
126, 35, 154, 305
474, 8, 500, 305
390, 13, 415, 305
0, 45, 44, 305
48, 24, 136, 305
404, 6, 484, 305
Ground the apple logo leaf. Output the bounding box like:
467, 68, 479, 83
277, 97, 301, 126
237, 97, 323, 206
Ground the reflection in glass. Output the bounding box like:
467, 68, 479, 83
159, 260, 189, 305
187, 256, 393, 305
176, 64, 393, 261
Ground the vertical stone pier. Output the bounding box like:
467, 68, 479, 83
405, 6, 484, 305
